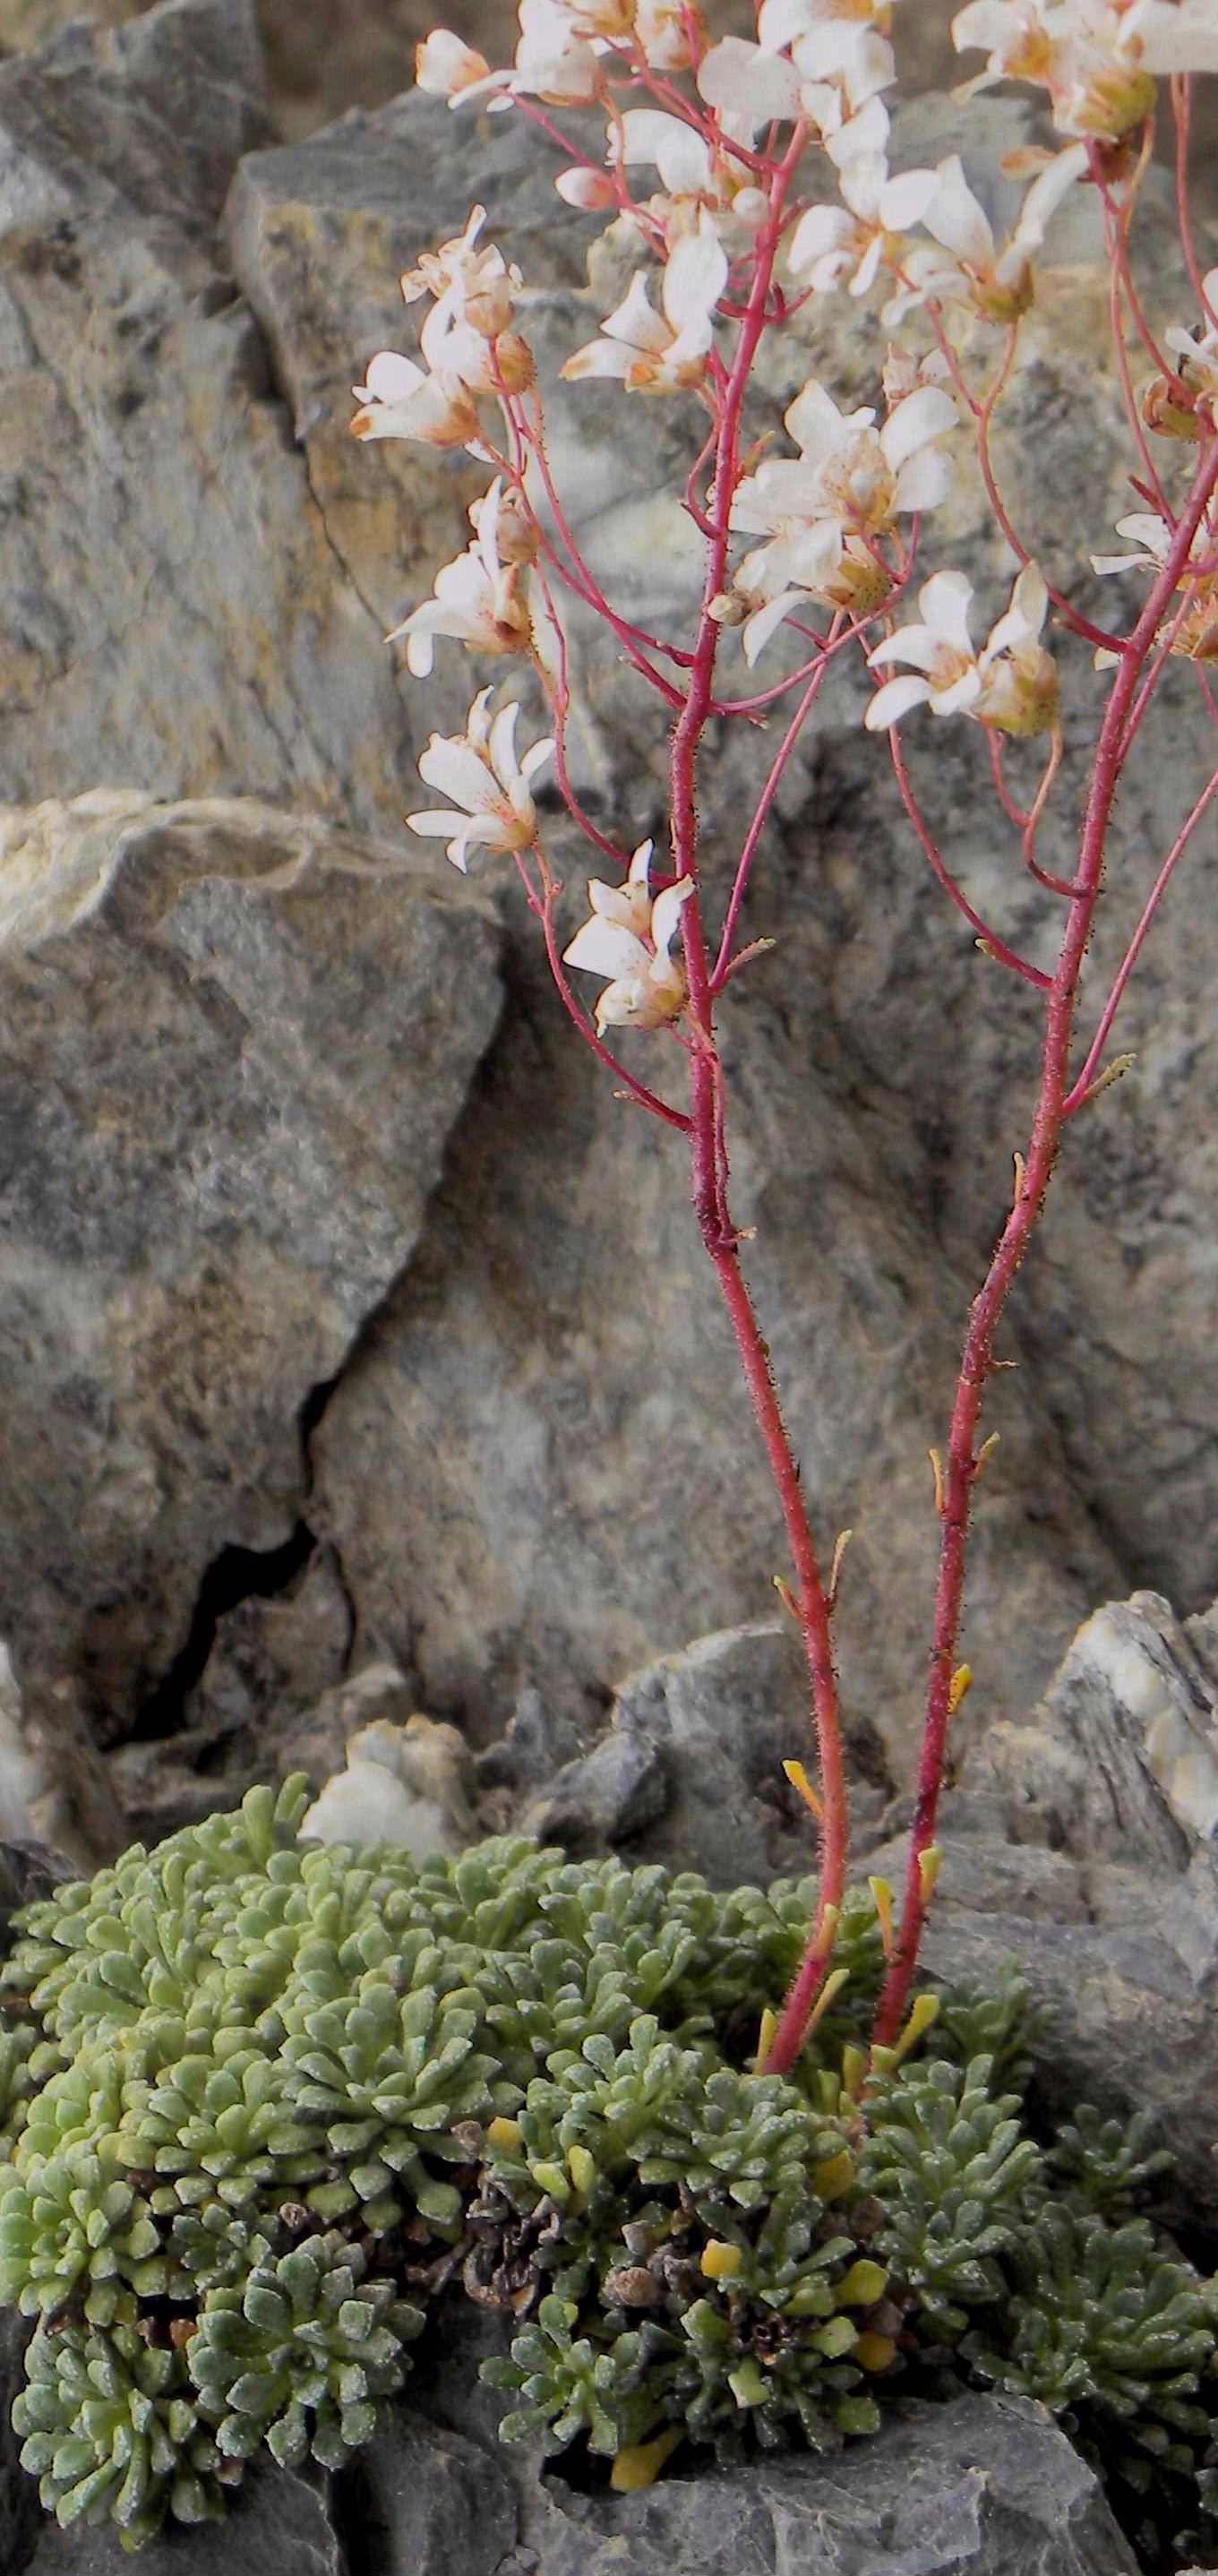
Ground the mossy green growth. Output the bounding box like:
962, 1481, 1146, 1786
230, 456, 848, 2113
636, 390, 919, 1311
0, 1778, 1214, 2559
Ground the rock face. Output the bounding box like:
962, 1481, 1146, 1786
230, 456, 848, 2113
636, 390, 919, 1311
0, 2354, 1142, 2576
0, 793, 501, 1740
0, 0, 1214, 1813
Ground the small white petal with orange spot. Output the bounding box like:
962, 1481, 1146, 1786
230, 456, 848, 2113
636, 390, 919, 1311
564, 848, 694, 1031
408, 691, 553, 872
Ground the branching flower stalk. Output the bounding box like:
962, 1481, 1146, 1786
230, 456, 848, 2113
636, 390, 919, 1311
356, 0, 1218, 2083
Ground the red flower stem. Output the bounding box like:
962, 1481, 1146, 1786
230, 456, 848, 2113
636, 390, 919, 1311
965, 324, 1124, 657
532, 868, 692, 1132
648, 131, 851, 2075
710, 650, 835, 990
888, 727, 1052, 989
871, 435, 1218, 2053
1064, 759, 1218, 1116
1171, 76, 1214, 324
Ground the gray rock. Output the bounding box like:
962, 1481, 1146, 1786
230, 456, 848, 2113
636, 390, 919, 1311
0, 0, 409, 829
0, 2309, 39, 2576
0, 794, 501, 1739
3, 2378, 1138, 2576
21, 2460, 340, 2576
524, 1620, 891, 1884
967, 1591, 1218, 1870
511, 2396, 1139, 2576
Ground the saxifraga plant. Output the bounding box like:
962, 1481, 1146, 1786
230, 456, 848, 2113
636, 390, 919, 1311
0, 1781, 1215, 2560
347, 0, 1218, 2087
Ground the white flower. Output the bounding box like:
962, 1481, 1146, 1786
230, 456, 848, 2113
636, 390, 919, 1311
415, 28, 492, 98
696, 36, 803, 126
1090, 510, 1185, 577
791, 14, 896, 112
456, 0, 605, 109
1119, 0, 1218, 75
407, 690, 553, 872
781, 375, 958, 528
1162, 269, 1218, 416
399, 206, 519, 326
788, 102, 939, 296
637, 0, 706, 68
561, 212, 728, 391
865, 562, 1059, 734
385, 479, 551, 678
563, 841, 694, 1030
719, 375, 956, 660
605, 109, 769, 253
1091, 509, 1218, 658
350, 349, 480, 450
892, 142, 1087, 322
951, 0, 1056, 92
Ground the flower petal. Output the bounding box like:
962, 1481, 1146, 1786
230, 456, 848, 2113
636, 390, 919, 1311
662, 214, 729, 336
864, 674, 934, 728
919, 568, 975, 653
697, 36, 802, 121
563, 918, 649, 977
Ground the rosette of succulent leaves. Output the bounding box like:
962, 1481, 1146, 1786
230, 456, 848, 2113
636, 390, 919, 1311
0, 1779, 1214, 2563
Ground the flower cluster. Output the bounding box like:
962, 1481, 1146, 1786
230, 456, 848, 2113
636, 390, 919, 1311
954, 0, 1218, 143
865, 564, 1059, 736
562, 840, 693, 1031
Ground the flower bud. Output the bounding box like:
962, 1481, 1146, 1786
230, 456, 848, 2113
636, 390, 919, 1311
415, 28, 491, 97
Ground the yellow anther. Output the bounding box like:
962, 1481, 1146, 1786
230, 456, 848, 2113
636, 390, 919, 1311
783, 1758, 824, 1822
610, 2428, 682, 2491
929, 1446, 946, 1516
868, 1876, 896, 1960
948, 1665, 973, 1717
701, 2240, 743, 2280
